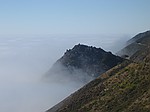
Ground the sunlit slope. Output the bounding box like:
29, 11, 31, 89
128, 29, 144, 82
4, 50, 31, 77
48, 53, 150, 112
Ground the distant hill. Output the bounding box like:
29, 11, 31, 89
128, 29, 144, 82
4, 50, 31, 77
46, 30, 150, 112
117, 30, 150, 59
127, 30, 150, 44
45, 44, 124, 83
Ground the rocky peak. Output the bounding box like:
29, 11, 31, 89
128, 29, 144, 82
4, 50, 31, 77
46, 44, 124, 83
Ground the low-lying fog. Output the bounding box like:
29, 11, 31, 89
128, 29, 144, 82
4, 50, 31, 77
0, 34, 130, 112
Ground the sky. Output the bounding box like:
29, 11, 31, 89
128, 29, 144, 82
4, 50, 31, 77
0, 0, 150, 36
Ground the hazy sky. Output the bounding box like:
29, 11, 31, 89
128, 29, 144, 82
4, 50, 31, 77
0, 0, 150, 35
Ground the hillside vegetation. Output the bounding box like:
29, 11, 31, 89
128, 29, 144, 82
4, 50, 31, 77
47, 31, 150, 112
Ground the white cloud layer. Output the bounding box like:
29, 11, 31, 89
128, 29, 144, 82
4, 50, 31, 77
0, 34, 129, 112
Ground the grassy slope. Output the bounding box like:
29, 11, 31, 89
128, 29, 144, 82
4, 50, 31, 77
54, 49, 150, 112
47, 33, 150, 112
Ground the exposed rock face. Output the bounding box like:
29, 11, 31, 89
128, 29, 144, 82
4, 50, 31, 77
46, 44, 124, 83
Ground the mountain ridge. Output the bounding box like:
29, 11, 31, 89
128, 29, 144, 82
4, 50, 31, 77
46, 44, 124, 83
46, 30, 150, 112
117, 30, 150, 59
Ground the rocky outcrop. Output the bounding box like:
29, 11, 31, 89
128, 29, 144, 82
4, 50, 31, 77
46, 44, 124, 83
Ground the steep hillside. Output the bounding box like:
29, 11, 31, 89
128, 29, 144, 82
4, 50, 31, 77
128, 30, 150, 44
117, 30, 150, 59
47, 57, 150, 112
46, 44, 124, 83
47, 31, 150, 112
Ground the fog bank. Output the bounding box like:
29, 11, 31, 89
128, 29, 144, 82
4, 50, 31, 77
0, 34, 130, 112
